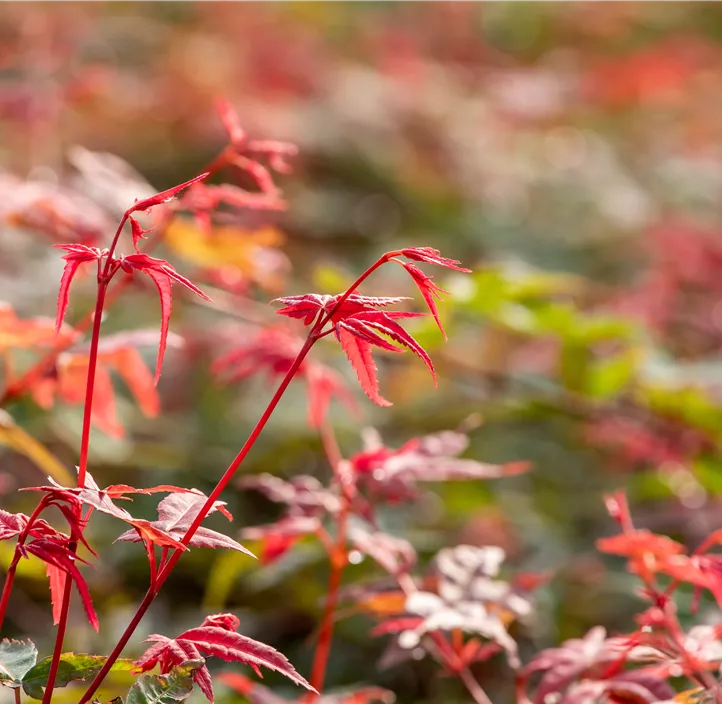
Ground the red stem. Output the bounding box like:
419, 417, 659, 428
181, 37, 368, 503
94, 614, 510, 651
44, 279, 109, 700
78, 333, 318, 704
79, 251, 401, 702
76, 282, 108, 488
307, 423, 349, 697
316, 253, 397, 329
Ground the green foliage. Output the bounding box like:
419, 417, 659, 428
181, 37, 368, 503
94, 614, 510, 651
126, 662, 201, 704
22, 654, 133, 700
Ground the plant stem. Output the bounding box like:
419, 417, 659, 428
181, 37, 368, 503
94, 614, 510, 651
308, 423, 350, 697
45, 279, 109, 700
41, 570, 72, 704
458, 666, 493, 704
316, 253, 397, 329
78, 333, 319, 704
14, 685, 21, 704
0, 213, 172, 409
76, 283, 107, 488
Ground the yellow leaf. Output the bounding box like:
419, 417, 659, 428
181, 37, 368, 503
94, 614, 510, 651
164, 219, 287, 291
0, 410, 73, 485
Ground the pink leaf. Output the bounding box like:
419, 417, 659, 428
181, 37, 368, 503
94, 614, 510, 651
129, 173, 209, 214
401, 261, 450, 338
176, 625, 315, 691
0, 510, 27, 541
25, 540, 98, 631
336, 327, 391, 407
135, 615, 316, 699
401, 247, 471, 272
121, 254, 211, 384
216, 99, 246, 148
116, 492, 254, 557
342, 311, 436, 386
45, 562, 66, 626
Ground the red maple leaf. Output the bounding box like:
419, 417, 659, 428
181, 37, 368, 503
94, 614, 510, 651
53, 244, 106, 333
119, 253, 211, 384
274, 293, 429, 406
134, 612, 315, 702
21, 537, 98, 630
350, 429, 529, 503
116, 491, 254, 556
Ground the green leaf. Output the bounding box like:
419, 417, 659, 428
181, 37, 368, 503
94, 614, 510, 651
0, 639, 38, 688
586, 349, 640, 399
126, 662, 201, 704
22, 654, 133, 700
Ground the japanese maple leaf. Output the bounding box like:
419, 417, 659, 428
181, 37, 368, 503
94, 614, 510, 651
53, 244, 105, 333
119, 253, 211, 383
272, 247, 469, 405
30, 331, 161, 438
274, 293, 429, 406
392, 247, 471, 338
518, 627, 621, 704
26, 472, 207, 555
213, 326, 358, 428
116, 491, 254, 556
134, 612, 315, 702
350, 429, 529, 503
0, 509, 90, 626
20, 537, 98, 630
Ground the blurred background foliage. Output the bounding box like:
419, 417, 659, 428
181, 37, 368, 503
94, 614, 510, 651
2, 2, 722, 702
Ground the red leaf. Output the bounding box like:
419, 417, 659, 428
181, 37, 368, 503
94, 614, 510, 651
370, 617, 425, 637
121, 253, 211, 383
25, 539, 98, 631
177, 626, 314, 691
341, 310, 436, 385
400, 247, 471, 272
216, 99, 246, 148
45, 562, 66, 626
337, 327, 390, 407
400, 262, 450, 338
135, 615, 316, 700
273, 294, 409, 326
129, 216, 152, 253
53, 244, 103, 333
128, 173, 209, 214
116, 492, 254, 557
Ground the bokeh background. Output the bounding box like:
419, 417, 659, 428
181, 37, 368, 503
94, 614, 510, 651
3, 2, 722, 702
